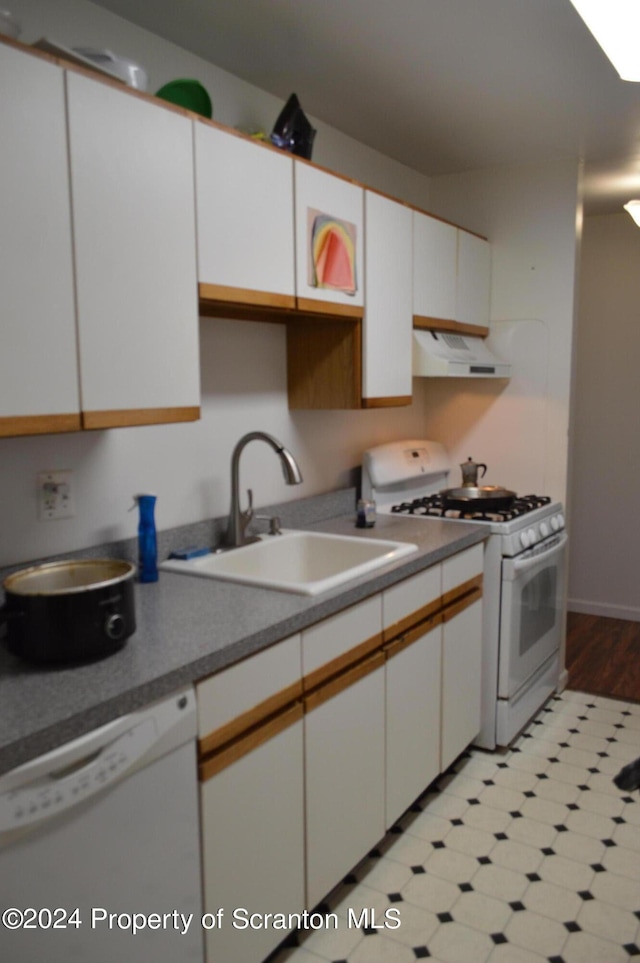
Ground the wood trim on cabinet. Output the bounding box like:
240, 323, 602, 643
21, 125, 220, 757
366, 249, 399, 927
441, 573, 483, 612
413, 316, 490, 338
0, 413, 82, 438
198, 282, 296, 314
361, 395, 412, 409
384, 610, 444, 660
199, 302, 291, 323
304, 650, 385, 713
198, 679, 304, 757
302, 631, 384, 694
287, 318, 362, 409
81, 406, 200, 429
198, 701, 304, 782
364, 183, 488, 241
295, 297, 364, 320
442, 577, 483, 623
195, 565, 481, 781
382, 596, 443, 645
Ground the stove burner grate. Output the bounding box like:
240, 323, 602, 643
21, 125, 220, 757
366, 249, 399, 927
391, 493, 551, 522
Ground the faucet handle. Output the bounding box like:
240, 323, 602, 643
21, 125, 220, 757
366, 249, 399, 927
245, 488, 254, 516
254, 514, 282, 536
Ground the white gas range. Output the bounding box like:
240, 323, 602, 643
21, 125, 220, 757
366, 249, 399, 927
362, 439, 568, 750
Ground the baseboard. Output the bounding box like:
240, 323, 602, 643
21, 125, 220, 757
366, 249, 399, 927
567, 598, 640, 623
557, 668, 569, 692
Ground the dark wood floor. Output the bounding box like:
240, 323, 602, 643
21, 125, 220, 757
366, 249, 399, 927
566, 611, 640, 703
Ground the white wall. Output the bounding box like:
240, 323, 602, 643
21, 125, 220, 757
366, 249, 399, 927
417, 160, 581, 504
1, 0, 433, 567
568, 213, 640, 621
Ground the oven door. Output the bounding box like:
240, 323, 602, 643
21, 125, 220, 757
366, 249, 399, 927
497, 533, 568, 700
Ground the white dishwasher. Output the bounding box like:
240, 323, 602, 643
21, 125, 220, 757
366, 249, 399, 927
0, 687, 203, 963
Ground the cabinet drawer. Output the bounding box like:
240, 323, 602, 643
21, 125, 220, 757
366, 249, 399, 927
382, 565, 441, 640
197, 634, 302, 746
442, 544, 484, 594
302, 595, 382, 687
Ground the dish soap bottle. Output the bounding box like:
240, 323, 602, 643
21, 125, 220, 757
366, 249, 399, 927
132, 493, 158, 583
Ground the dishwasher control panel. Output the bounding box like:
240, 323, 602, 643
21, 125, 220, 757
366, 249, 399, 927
0, 719, 157, 833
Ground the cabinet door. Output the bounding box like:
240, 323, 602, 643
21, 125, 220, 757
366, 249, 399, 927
456, 230, 491, 328
66, 72, 200, 429
305, 656, 385, 908
0, 46, 80, 437
386, 621, 441, 827
441, 544, 484, 769
195, 124, 295, 306
200, 712, 305, 963
441, 599, 483, 770
294, 162, 364, 312
363, 191, 413, 403
413, 211, 457, 323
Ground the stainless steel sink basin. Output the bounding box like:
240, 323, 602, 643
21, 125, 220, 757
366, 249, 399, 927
160, 530, 418, 596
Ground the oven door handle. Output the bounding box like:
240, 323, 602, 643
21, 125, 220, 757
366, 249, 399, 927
507, 532, 568, 577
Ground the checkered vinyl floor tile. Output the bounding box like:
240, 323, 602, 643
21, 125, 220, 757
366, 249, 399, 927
269, 690, 640, 963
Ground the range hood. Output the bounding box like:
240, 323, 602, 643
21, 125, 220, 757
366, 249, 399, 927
412, 330, 511, 379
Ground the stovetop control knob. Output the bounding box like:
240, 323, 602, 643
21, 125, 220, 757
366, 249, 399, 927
520, 530, 531, 548
527, 527, 537, 546
550, 516, 559, 532
557, 512, 565, 529
540, 521, 549, 538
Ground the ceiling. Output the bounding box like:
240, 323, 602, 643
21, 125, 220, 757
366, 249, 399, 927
91, 0, 640, 215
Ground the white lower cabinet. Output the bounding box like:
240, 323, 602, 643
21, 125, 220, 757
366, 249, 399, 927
382, 563, 443, 827
199, 710, 305, 963
385, 620, 442, 827
441, 599, 483, 771
441, 544, 484, 769
197, 634, 304, 963
304, 654, 386, 908
196, 545, 484, 963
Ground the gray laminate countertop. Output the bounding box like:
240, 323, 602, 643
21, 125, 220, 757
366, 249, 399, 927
0, 511, 487, 776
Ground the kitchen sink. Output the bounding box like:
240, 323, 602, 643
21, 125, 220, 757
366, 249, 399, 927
160, 530, 418, 596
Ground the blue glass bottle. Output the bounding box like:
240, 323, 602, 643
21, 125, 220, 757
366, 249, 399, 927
133, 493, 158, 583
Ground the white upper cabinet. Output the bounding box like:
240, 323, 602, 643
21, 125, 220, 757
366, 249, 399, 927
413, 209, 491, 330
456, 230, 491, 328
0, 45, 80, 437
413, 210, 457, 323
195, 124, 295, 306
293, 162, 364, 312
66, 72, 200, 428
363, 191, 413, 403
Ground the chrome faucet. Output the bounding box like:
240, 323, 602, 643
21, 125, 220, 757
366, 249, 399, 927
225, 432, 303, 548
